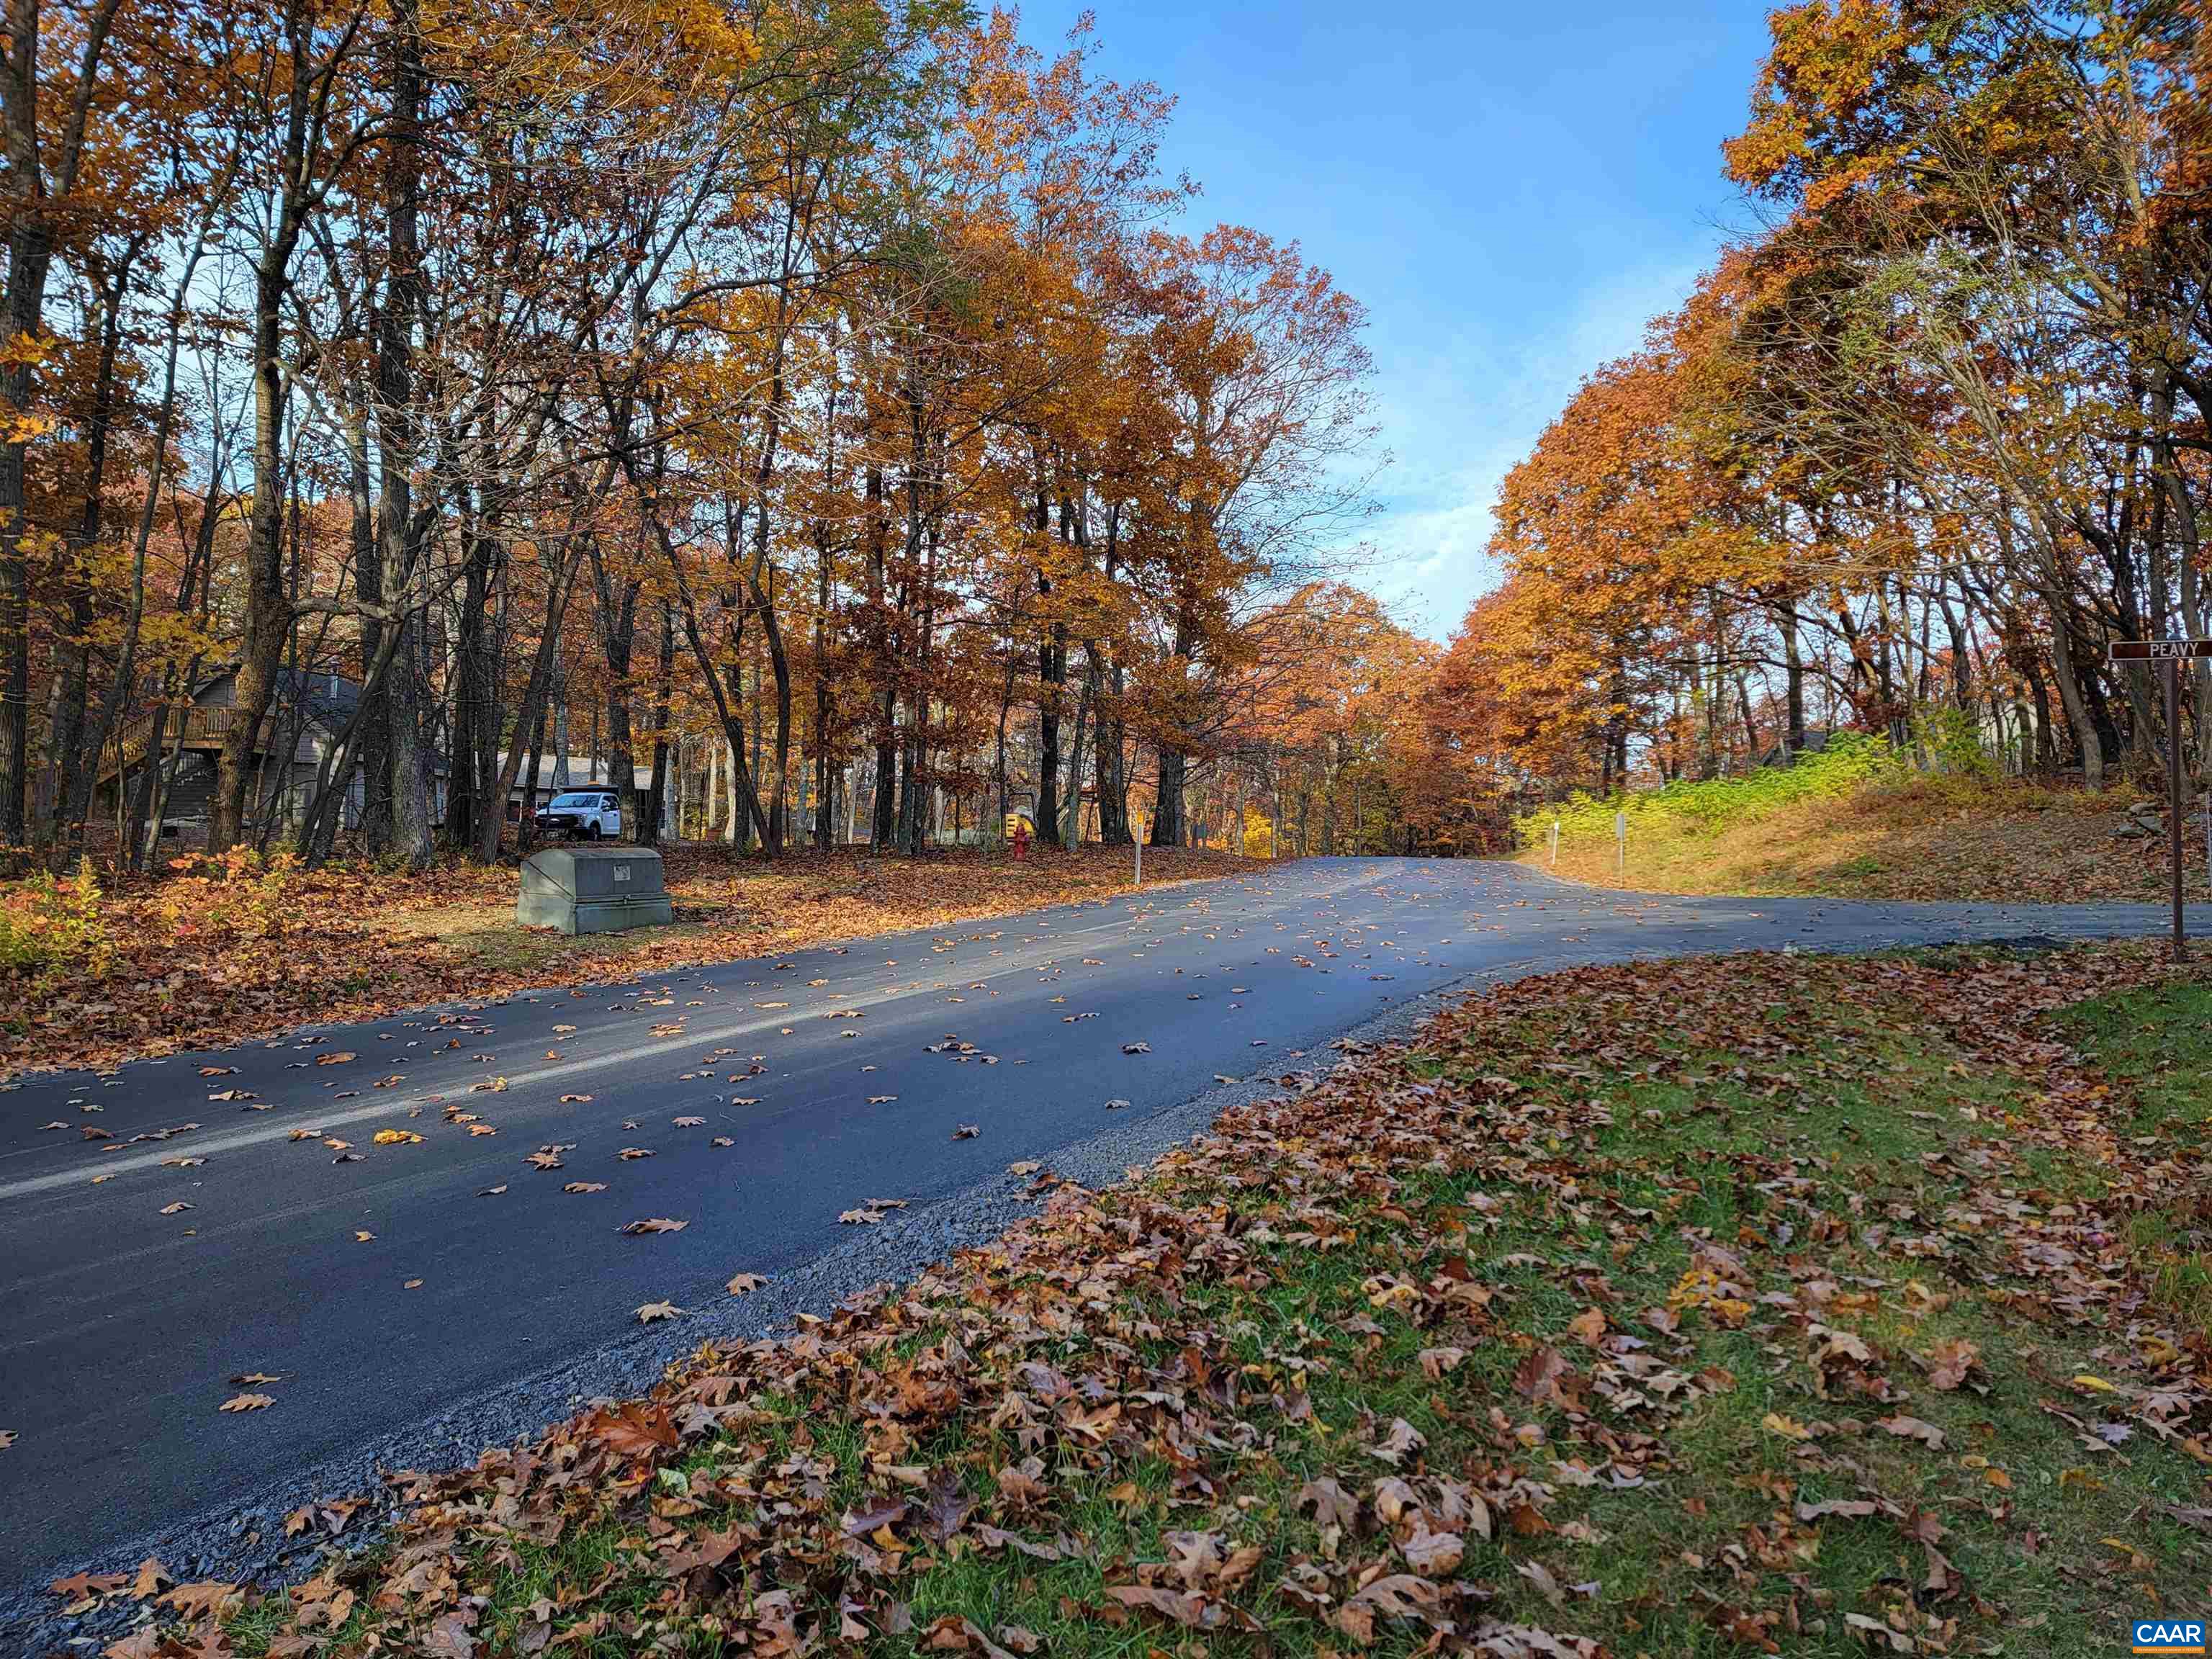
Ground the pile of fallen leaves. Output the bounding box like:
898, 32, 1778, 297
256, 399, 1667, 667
66, 943, 2212, 1658
0, 845, 1254, 1081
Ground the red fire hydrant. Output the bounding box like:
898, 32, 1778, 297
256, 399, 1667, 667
1012, 821, 1030, 861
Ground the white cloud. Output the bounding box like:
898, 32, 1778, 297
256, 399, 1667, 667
1358, 254, 1712, 641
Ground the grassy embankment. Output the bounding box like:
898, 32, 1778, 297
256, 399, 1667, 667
1517, 736, 2208, 904
81, 940, 2210, 1658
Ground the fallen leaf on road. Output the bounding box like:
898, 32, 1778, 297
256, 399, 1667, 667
559, 1093, 592, 1103
158, 1202, 192, 1215
635, 1300, 681, 1323
620, 1217, 688, 1235
354, 1231, 374, 1241
618, 1147, 655, 1160
673, 1115, 704, 1127
953, 1124, 979, 1138
868, 1094, 898, 1104
372, 1128, 423, 1146
727, 1272, 767, 1295
562, 1182, 607, 1194
315, 1052, 356, 1066
477, 1184, 508, 1197
1007, 1161, 1040, 1176
229, 1372, 282, 1385
220, 1393, 274, 1413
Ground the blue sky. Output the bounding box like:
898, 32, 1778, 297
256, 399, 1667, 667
1015, 1, 1779, 639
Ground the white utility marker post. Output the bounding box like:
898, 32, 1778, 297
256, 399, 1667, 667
1615, 809, 1627, 876
1133, 809, 1146, 887
1550, 819, 1560, 866
2109, 637, 2212, 961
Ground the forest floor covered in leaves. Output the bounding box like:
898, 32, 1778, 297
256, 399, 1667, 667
0, 845, 1258, 1082
68, 939, 2212, 1658
1524, 772, 2211, 906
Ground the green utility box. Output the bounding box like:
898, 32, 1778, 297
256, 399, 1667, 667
518, 846, 673, 935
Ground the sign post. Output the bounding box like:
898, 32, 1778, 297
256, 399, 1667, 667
1615, 809, 1626, 876
2110, 639, 2212, 961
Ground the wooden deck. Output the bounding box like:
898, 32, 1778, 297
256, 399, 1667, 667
103, 706, 282, 780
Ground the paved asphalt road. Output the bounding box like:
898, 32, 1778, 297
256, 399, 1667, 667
2, 855, 2202, 1610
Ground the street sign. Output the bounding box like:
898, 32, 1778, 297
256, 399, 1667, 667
2110, 641, 2203, 961
2110, 639, 2212, 660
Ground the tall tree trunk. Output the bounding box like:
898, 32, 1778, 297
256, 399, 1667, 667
375, 0, 432, 868
588, 543, 639, 840
477, 544, 583, 862
747, 560, 790, 853
214, 5, 316, 852
1095, 514, 1130, 845
351, 415, 390, 849
2044, 600, 2105, 791
41, 246, 130, 860
812, 511, 833, 849
1775, 595, 1805, 757
1150, 606, 1195, 846
863, 462, 896, 850
444, 491, 495, 849
0, 0, 116, 842
639, 603, 673, 846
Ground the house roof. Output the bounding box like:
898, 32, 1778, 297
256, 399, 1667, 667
497, 753, 659, 793
189, 666, 445, 772
272, 669, 363, 731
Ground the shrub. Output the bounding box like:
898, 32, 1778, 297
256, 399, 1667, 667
0, 858, 116, 980
1914, 705, 1998, 779
156, 847, 302, 940
1521, 734, 1911, 846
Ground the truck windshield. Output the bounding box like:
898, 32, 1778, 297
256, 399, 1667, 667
548, 793, 598, 809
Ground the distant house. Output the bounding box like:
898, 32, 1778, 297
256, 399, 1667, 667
1758, 728, 1836, 768
101, 667, 443, 835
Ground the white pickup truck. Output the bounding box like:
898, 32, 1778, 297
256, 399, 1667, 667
534, 789, 622, 840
